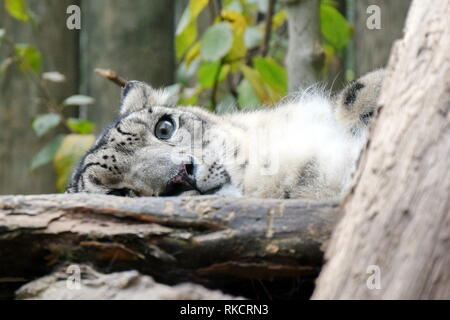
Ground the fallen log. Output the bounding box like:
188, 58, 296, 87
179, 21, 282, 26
0, 194, 338, 299
16, 265, 243, 300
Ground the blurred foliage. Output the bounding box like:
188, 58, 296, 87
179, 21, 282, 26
0, 0, 352, 192
175, 0, 289, 111
1, 0, 96, 192
4, 0, 31, 21
174, 0, 352, 112
320, 0, 353, 78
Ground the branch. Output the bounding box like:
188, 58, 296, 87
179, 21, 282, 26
210, 58, 225, 110
0, 194, 338, 299
95, 68, 127, 87
261, 0, 277, 57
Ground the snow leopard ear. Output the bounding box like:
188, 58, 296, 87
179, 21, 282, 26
334, 69, 385, 134
120, 81, 176, 114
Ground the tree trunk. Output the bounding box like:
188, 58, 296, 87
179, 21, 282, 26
282, 0, 323, 91
0, 194, 338, 299
0, 0, 79, 195
354, 0, 411, 77
313, 0, 450, 299
80, 0, 175, 129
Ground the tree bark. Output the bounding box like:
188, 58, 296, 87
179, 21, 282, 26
313, 0, 450, 299
0, 194, 338, 299
16, 266, 242, 300
282, 0, 323, 91
354, 0, 411, 77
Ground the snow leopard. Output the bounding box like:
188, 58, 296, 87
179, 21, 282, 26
67, 69, 384, 200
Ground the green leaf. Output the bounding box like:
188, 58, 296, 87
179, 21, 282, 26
237, 79, 260, 110
176, 5, 192, 36
4, 0, 30, 21
67, 118, 95, 134
14, 44, 41, 72
225, 0, 243, 12
190, 0, 209, 17
184, 42, 201, 66
222, 10, 247, 64
31, 135, 65, 170
175, 1, 209, 60
53, 134, 96, 192
240, 65, 283, 105
176, 20, 197, 60
197, 61, 219, 88
320, 4, 352, 51
32, 113, 61, 137
197, 61, 229, 88
176, 0, 208, 35
244, 26, 262, 49
322, 0, 339, 8
253, 57, 287, 95
201, 22, 233, 62
63, 95, 95, 106
272, 10, 287, 29
240, 65, 271, 104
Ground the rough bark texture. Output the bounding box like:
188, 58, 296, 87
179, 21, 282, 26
282, 0, 323, 91
0, 194, 338, 299
16, 266, 242, 300
313, 0, 450, 299
0, 0, 79, 195
354, 0, 411, 77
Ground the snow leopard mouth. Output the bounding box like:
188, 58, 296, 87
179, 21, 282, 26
161, 163, 199, 196
160, 162, 224, 196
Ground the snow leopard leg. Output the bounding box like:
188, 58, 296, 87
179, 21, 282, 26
334, 69, 385, 135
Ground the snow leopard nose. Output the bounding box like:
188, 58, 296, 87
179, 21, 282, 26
161, 161, 198, 197
183, 155, 197, 178
177, 162, 196, 185
170, 156, 196, 182
185, 162, 195, 177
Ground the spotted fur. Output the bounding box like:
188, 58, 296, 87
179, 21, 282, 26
67, 69, 384, 200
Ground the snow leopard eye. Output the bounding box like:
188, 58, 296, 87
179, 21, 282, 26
155, 116, 175, 140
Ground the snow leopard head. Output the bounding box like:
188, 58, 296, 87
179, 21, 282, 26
67, 81, 238, 197
334, 69, 385, 135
